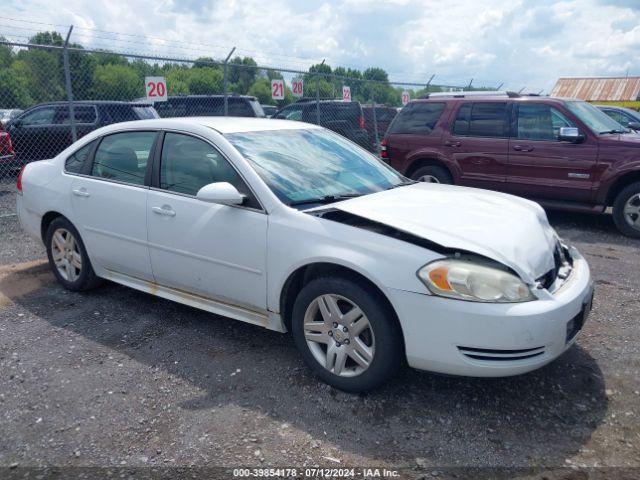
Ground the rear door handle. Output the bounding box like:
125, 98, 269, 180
72, 188, 90, 197
152, 206, 176, 217
513, 144, 534, 152
444, 140, 461, 147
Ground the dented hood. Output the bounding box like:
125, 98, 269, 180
317, 183, 558, 283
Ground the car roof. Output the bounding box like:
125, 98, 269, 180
99, 117, 322, 134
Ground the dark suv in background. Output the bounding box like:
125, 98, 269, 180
382, 92, 640, 238
273, 99, 371, 150
362, 104, 397, 151
6, 101, 158, 165
154, 95, 265, 118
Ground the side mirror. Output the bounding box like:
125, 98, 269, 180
628, 121, 640, 131
558, 127, 585, 143
196, 182, 245, 206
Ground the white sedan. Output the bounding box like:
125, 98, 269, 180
16, 118, 594, 392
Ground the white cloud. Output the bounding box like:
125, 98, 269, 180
3, 0, 640, 91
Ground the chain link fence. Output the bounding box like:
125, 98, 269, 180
0, 35, 496, 189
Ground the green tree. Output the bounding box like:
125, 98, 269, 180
164, 67, 191, 95
187, 67, 223, 94
92, 64, 142, 100
0, 37, 12, 69
248, 78, 272, 104
0, 66, 33, 108
15, 49, 65, 102
29, 31, 65, 47
228, 56, 257, 94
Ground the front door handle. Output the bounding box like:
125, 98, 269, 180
152, 206, 176, 217
444, 140, 461, 147
72, 188, 90, 197
513, 144, 534, 152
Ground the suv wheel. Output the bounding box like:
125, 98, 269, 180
612, 182, 640, 239
291, 276, 403, 392
45, 217, 103, 291
411, 165, 452, 184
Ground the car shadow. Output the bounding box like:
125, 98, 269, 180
1, 261, 608, 468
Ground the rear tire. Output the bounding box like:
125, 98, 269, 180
612, 182, 640, 239
45, 217, 103, 291
410, 165, 452, 184
291, 276, 403, 392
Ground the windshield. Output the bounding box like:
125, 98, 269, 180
226, 128, 406, 206
565, 100, 629, 134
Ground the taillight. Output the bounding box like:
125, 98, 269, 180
380, 137, 388, 159
359, 115, 365, 129
16, 165, 25, 193
7, 133, 14, 153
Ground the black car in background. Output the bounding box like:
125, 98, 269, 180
6, 101, 158, 164
273, 99, 371, 151
154, 95, 265, 118
596, 105, 640, 131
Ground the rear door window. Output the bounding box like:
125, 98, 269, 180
56, 106, 98, 125
388, 102, 445, 134
453, 102, 508, 137
91, 131, 156, 185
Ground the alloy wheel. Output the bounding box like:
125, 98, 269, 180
51, 228, 82, 282
417, 174, 440, 183
303, 294, 375, 377
623, 193, 640, 230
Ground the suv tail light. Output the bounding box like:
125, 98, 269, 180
380, 137, 389, 159
359, 115, 365, 129
16, 165, 25, 193
0, 131, 13, 156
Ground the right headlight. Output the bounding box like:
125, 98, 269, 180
417, 259, 536, 303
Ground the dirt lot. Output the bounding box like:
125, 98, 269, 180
0, 184, 639, 479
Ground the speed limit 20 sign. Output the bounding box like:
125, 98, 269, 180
145, 76, 167, 102
292, 78, 303, 98
271, 79, 285, 100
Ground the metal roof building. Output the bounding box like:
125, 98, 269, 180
550, 77, 640, 102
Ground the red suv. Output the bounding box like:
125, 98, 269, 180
382, 92, 640, 238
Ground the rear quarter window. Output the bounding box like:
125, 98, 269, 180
388, 102, 445, 135
65, 140, 97, 174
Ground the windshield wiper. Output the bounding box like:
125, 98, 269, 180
288, 193, 363, 207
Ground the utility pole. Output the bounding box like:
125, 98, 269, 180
63, 25, 77, 142
223, 47, 236, 116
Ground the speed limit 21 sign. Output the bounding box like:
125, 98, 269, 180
271, 79, 285, 100
342, 86, 351, 102
145, 76, 167, 102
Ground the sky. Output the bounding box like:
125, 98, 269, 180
3, 0, 640, 92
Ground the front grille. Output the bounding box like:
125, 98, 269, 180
458, 345, 545, 362
537, 242, 572, 290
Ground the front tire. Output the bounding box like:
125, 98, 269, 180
612, 182, 640, 239
291, 276, 403, 392
45, 217, 102, 291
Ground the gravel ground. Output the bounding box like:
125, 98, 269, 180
0, 187, 639, 479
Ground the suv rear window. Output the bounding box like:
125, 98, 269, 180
453, 102, 508, 138
388, 102, 445, 134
